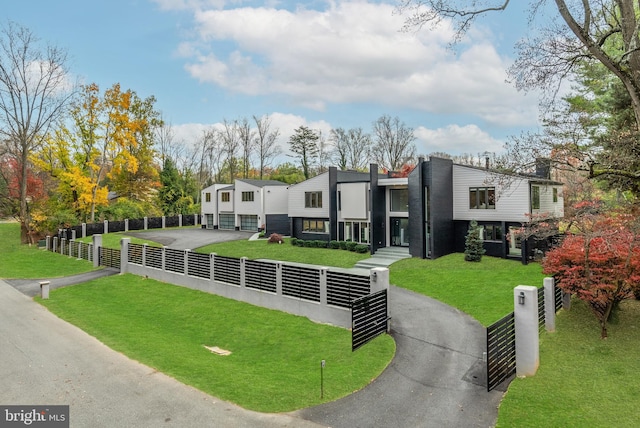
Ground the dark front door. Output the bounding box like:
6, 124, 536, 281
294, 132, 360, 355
390, 217, 409, 246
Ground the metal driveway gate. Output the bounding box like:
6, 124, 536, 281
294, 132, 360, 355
486, 312, 516, 391
351, 289, 388, 351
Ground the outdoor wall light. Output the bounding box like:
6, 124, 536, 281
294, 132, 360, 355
518, 291, 525, 305
372, 271, 378, 282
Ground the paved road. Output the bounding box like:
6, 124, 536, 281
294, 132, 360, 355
294, 286, 504, 428
0, 279, 324, 428
124, 228, 253, 250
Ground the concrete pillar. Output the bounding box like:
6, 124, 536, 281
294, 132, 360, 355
144, 217, 148, 230
82, 223, 86, 238
92, 234, 102, 268
46, 236, 51, 251
52, 237, 58, 253
61, 238, 67, 256
240, 257, 247, 288
40, 281, 50, 299
71, 229, 77, 241
209, 253, 216, 281
276, 262, 283, 296
544, 277, 556, 332
125, 219, 129, 232
319, 267, 328, 306
515, 285, 539, 377
104, 220, 108, 234
162, 246, 167, 271
120, 238, 130, 274
142, 244, 148, 267
162, 216, 166, 229
370, 267, 390, 294
184, 249, 190, 276
179, 214, 183, 228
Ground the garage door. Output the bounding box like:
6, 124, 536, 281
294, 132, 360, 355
239, 215, 258, 231
218, 214, 235, 230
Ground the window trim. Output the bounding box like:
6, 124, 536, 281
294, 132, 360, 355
302, 219, 329, 233
241, 191, 254, 202
305, 191, 323, 208
205, 192, 211, 203
469, 187, 496, 209
531, 185, 540, 210
221, 191, 230, 202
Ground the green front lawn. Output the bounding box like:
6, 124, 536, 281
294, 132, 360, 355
38, 274, 395, 412
0, 223, 96, 278
75, 232, 163, 249
389, 254, 547, 326
197, 238, 370, 268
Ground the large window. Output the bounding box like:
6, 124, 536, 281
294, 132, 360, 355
305, 191, 323, 208
469, 187, 495, 209
205, 192, 211, 202
390, 188, 408, 212
221, 192, 230, 202
553, 188, 558, 203
531, 186, 540, 210
480, 224, 503, 241
218, 214, 235, 229
344, 221, 370, 244
242, 191, 254, 202
303, 219, 329, 233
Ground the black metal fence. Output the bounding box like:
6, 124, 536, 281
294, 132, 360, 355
281, 265, 321, 302
538, 286, 545, 332
58, 214, 201, 239
245, 260, 277, 293
327, 271, 371, 309
214, 256, 241, 286
352, 289, 389, 351
486, 312, 516, 392
99, 247, 120, 269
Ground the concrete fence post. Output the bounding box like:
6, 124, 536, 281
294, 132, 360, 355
184, 249, 190, 276
104, 220, 108, 234
319, 267, 328, 306
125, 219, 129, 232
92, 234, 102, 268
240, 257, 247, 288
144, 217, 148, 230
162, 216, 166, 229
61, 238, 67, 256
179, 214, 183, 228
209, 253, 216, 281
514, 285, 540, 377
276, 262, 283, 297
370, 267, 390, 294
46, 236, 51, 251
52, 237, 58, 253
162, 246, 167, 271
544, 277, 556, 332
40, 281, 50, 299
71, 229, 76, 241
120, 238, 130, 274
81, 223, 86, 238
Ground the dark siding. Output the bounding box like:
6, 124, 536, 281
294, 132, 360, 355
265, 214, 290, 236
291, 217, 331, 242
408, 162, 424, 258
429, 158, 454, 259
329, 167, 338, 241
370, 164, 386, 254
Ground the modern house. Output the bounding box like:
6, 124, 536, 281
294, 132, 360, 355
288, 157, 564, 260
201, 179, 289, 234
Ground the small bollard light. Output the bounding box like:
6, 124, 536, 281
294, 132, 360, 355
518, 291, 525, 305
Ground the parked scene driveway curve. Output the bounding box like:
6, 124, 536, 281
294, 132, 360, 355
3, 229, 505, 427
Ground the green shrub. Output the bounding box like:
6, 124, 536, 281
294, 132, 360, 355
304, 240, 315, 248
346, 241, 358, 251
290, 237, 298, 246
329, 240, 340, 249
339, 241, 348, 250
296, 239, 306, 247
355, 244, 369, 253
315, 240, 328, 248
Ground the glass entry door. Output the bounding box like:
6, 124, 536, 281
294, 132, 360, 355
390, 218, 409, 246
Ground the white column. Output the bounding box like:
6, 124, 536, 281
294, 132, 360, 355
544, 277, 556, 332
514, 285, 540, 377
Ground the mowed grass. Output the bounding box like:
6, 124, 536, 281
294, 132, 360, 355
0, 223, 96, 278
75, 232, 163, 249
197, 238, 370, 268
389, 254, 547, 326
38, 274, 395, 412
497, 298, 640, 427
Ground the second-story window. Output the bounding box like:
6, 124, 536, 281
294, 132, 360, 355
205, 192, 211, 202
305, 191, 322, 208
469, 187, 495, 209
221, 192, 230, 202
242, 191, 254, 202
531, 186, 540, 210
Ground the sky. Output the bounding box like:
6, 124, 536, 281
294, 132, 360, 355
4, 0, 551, 164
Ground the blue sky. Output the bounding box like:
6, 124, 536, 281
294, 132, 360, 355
5, 0, 548, 162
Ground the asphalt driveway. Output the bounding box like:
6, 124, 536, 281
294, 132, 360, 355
124, 228, 253, 250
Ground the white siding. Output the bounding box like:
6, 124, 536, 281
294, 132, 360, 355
288, 173, 330, 218
201, 184, 232, 226
235, 181, 261, 216
263, 185, 289, 215
218, 189, 234, 213
338, 182, 369, 220
452, 165, 531, 223
533, 184, 564, 218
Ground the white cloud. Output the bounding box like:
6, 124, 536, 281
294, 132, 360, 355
168, 1, 538, 127
414, 124, 504, 155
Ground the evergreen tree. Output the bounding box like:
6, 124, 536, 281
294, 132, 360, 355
288, 126, 319, 179
464, 220, 485, 262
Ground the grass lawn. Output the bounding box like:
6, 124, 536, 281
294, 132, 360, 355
197, 238, 370, 268
0, 223, 96, 278
37, 274, 395, 412
389, 254, 547, 326
496, 298, 640, 427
